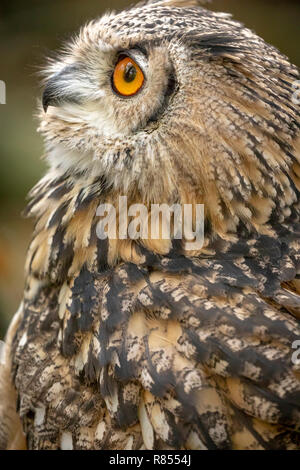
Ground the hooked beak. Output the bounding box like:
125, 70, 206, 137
42, 63, 84, 112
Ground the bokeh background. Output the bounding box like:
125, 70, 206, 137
0, 0, 299, 338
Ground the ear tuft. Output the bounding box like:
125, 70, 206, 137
135, 0, 211, 9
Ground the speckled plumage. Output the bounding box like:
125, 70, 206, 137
1, 0, 300, 450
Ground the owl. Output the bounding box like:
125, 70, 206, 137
0, 0, 300, 450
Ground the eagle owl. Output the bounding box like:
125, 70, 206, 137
1, 0, 300, 450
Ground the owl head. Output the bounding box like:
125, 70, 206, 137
38, 0, 299, 243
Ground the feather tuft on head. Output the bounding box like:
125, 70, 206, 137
135, 0, 211, 9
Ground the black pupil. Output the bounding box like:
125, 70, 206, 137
124, 63, 137, 83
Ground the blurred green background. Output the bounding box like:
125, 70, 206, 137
0, 0, 299, 339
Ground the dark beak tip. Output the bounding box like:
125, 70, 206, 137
42, 91, 50, 113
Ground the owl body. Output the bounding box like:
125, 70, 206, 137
1, 0, 300, 450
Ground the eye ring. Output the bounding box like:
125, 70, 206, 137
112, 56, 145, 97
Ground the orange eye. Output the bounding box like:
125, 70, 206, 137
113, 56, 144, 97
